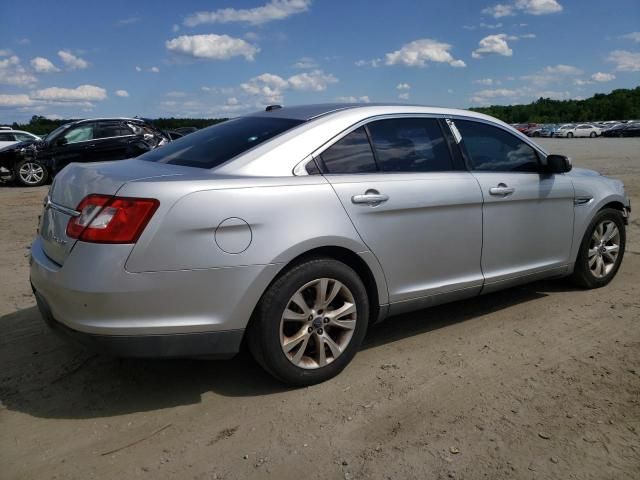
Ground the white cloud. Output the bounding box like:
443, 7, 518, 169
521, 64, 582, 86
483, 0, 562, 18
472, 34, 513, 58
288, 70, 337, 91
591, 72, 615, 82
17, 38, 30, 45
621, 32, 640, 43
0, 56, 37, 86
384, 38, 466, 68
0, 49, 11, 57
241, 69, 339, 103
396, 83, 411, 90
336, 96, 371, 103
115, 89, 129, 97
116, 17, 140, 26
355, 58, 382, 68
292, 56, 318, 69
30, 56, 60, 73
226, 96, 239, 105
482, 4, 515, 17
184, 0, 311, 26
544, 64, 583, 75
398, 92, 410, 100
166, 91, 186, 97
32, 84, 107, 102
150, 66, 160, 73
166, 34, 259, 61
474, 78, 496, 85
470, 88, 521, 104
0, 93, 34, 107
135, 66, 142, 72
520, 33, 536, 39
607, 50, 640, 72
58, 50, 88, 70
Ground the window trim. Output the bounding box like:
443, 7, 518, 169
294, 113, 463, 176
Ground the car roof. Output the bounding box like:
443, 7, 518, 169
247, 102, 505, 124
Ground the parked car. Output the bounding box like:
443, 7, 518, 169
538, 124, 559, 137
30, 104, 630, 386
523, 124, 544, 137
0, 118, 169, 187
512, 123, 537, 133
558, 124, 601, 138
619, 122, 640, 137
0, 129, 41, 149
602, 122, 640, 137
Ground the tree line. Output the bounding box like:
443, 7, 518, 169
471, 86, 640, 124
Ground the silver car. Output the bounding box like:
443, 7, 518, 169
30, 104, 631, 386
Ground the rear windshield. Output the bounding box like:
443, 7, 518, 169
139, 116, 304, 169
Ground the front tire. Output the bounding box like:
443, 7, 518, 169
248, 257, 369, 386
571, 208, 626, 289
14, 159, 48, 187
567, 132, 574, 138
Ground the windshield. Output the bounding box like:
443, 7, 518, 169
140, 116, 304, 169
45, 122, 74, 142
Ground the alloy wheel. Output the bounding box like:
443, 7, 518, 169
588, 220, 620, 278
18, 162, 45, 185
279, 278, 357, 369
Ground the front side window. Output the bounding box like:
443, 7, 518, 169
367, 118, 453, 172
141, 116, 304, 169
320, 127, 377, 174
456, 120, 540, 173
63, 124, 94, 144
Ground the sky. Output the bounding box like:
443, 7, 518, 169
0, 0, 639, 123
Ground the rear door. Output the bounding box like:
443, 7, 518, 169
452, 118, 574, 292
320, 117, 484, 307
91, 121, 137, 161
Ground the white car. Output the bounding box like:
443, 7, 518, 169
555, 124, 601, 138
0, 129, 41, 149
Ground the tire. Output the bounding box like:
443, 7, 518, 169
571, 208, 626, 289
567, 132, 574, 138
590, 132, 597, 138
14, 159, 48, 187
247, 257, 369, 386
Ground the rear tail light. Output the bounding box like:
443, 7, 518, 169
66, 194, 159, 244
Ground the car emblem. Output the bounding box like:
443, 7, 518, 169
50, 234, 68, 246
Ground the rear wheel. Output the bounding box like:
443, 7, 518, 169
567, 132, 574, 138
590, 131, 597, 138
571, 209, 625, 289
15, 159, 48, 187
248, 257, 369, 386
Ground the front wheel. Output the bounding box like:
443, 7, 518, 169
15, 159, 49, 187
571, 209, 626, 289
248, 257, 369, 386
567, 132, 574, 138
590, 132, 597, 138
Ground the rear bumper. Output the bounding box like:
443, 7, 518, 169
34, 288, 243, 358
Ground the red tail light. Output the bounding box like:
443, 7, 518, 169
66, 194, 159, 244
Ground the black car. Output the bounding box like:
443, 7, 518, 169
619, 122, 640, 137
0, 118, 169, 187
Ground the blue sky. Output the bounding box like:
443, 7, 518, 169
0, 0, 639, 122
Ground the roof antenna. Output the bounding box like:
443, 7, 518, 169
265, 104, 282, 111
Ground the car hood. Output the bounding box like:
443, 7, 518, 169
0, 138, 43, 154
566, 167, 601, 177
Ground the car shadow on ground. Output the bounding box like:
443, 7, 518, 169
0, 278, 576, 420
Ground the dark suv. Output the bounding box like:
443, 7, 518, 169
0, 118, 169, 186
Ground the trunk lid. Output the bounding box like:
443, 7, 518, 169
39, 159, 184, 265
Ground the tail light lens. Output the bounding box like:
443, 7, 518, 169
66, 194, 159, 244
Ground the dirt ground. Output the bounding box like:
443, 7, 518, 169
1, 138, 639, 480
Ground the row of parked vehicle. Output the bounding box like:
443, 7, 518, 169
512, 121, 640, 138
0, 120, 197, 187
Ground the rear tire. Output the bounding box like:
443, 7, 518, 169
567, 132, 574, 138
571, 208, 626, 289
247, 257, 369, 386
14, 159, 48, 187
590, 132, 597, 138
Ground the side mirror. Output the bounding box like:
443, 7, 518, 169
546, 154, 572, 173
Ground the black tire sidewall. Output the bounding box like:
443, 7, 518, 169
14, 159, 48, 187
252, 258, 369, 386
574, 209, 626, 288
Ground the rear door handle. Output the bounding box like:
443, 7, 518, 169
489, 183, 515, 196
351, 190, 389, 205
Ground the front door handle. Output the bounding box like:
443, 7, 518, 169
489, 183, 515, 196
351, 190, 389, 205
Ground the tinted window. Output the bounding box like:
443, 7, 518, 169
320, 127, 377, 174
14, 132, 35, 141
0, 133, 15, 141
367, 118, 453, 172
96, 122, 133, 138
456, 120, 540, 173
140, 117, 303, 169
63, 124, 94, 144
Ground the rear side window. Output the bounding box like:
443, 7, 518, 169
96, 122, 134, 138
320, 127, 377, 174
0, 133, 15, 141
455, 120, 540, 173
14, 132, 35, 141
140, 117, 304, 169
367, 118, 453, 172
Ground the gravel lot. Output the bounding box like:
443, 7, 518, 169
1, 138, 639, 479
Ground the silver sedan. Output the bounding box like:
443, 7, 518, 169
30, 104, 630, 385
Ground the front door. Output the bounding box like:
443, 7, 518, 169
320, 117, 484, 307
452, 119, 575, 291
